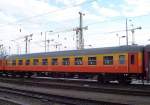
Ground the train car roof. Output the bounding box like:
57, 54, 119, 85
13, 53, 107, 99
7, 45, 144, 59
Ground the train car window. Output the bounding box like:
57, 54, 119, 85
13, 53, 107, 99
103, 56, 113, 65
8, 60, 12, 66
119, 55, 125, 64
88, 57, 96, 65
7, 60, 11, 66
51, 58, 58, 65
12, 60, 16, 66
75, 57, 83, 65
33, 59, 39, 65
18, 60, 23, 65
26, 59, 30, 65
42, 59, 48, 65
131, 55, 135, 64
62, 58, 70, 65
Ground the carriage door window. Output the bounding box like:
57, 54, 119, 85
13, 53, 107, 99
131, 55, 135, 64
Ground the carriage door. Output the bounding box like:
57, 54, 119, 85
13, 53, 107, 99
128, 53, 138, 73
146, 52, 150, 81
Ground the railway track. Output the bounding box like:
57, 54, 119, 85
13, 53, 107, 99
0, 98, 21, 105
0, 77, 150, 105
0, 87, 57, 105
0, 77, 150, 96
0, 84, 128, 105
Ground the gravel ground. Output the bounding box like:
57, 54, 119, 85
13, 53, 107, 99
0, 99, 20, 105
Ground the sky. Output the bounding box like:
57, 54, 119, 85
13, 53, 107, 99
0, 0, 150, 54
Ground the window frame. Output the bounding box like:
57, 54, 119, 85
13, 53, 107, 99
119, 55, 125, 64
7, 60, 11, 66
25, 59, 30, 65
33, 59, 39, 65
12, 60, 16, 66
62, 58, 70, 65
103, 56, 113, 65
51, 58, 58, 65
74, 57, 83, 65
18, 59, 23, 65
42, 58, 48, 65
88, 56, 97, 65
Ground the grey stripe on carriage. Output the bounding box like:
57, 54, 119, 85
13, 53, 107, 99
7, 45, 144, 60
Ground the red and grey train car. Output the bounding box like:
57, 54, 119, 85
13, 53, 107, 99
0, 45, 150, 83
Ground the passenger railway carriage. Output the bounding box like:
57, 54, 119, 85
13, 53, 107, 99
0, 45, 150, 83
